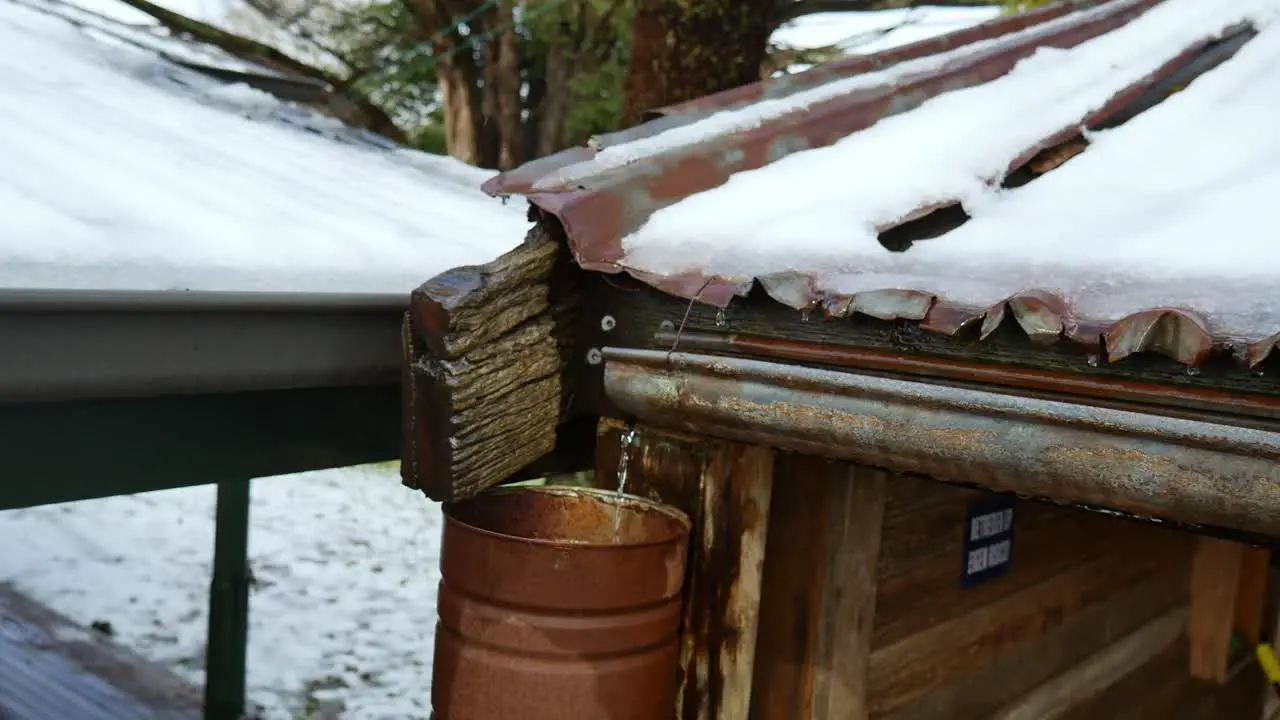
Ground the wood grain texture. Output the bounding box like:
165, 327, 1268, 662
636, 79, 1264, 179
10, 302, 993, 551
882, 570, 1188, 720
1055, 638, 1263, 720
873, 476, 1186, 649
1234, 547, 1270, 646
870, 538, 1189, 715
1188, 536, 1247, 683
869, 475, 1196, 718
988, 607, 1188, 720
402, 226, 582, 501
751, 457, 886, 720
594, 422, 774, 720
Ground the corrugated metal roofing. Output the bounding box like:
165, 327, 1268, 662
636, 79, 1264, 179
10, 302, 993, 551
485, 0, 1280, 368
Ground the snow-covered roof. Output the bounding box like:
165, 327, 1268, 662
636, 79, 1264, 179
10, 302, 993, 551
771, 5, 1001, 55
488, 0, 1280, 368
0, 0, 526, 295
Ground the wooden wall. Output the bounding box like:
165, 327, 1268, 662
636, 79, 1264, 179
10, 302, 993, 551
751, 459, 1266, 720
591, 422, 1266, 719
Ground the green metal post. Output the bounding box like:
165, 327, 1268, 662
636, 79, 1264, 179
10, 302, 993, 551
204, 479, 252, 719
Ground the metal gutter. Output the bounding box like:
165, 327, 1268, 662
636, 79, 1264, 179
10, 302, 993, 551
0, 289, 406, 404
602, 348, 1280, 539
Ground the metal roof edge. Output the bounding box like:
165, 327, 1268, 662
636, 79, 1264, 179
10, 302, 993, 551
602, 348, 1280, 540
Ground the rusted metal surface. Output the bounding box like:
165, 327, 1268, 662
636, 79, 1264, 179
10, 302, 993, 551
484, 0, 1275, 369
488, 0, 1162, 297
432, 485, 691, 720
653, 329, 1280, 428
601, 348, 1280, 539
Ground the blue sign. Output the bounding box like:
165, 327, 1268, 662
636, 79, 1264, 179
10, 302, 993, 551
962, 494, 1015, 588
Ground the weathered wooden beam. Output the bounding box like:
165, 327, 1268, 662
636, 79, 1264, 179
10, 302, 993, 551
1233, 547, 1270, 646
401, 225, 583, 501
1187, 537, 1252, 683
594, 421, 774, 720
751, 457, 886, 720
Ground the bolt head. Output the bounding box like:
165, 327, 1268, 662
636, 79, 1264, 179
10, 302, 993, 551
586, 348, 603, 365
601, 315, 617, 332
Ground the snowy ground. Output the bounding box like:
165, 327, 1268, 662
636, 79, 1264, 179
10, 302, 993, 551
0, 463, 444, 719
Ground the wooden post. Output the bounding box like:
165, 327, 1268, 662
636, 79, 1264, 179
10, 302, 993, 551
1188, 537, 1269, 683
751, 457, 887, 720
596, 421, 774, 720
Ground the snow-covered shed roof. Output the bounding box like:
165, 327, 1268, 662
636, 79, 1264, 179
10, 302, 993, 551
771, 5, 1002, 56
487, 0, 1280, 368
0, 0, 526, 295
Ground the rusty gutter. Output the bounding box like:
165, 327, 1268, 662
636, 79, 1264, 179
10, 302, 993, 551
602, 348, 1280, 539
653, 330, 1280, 430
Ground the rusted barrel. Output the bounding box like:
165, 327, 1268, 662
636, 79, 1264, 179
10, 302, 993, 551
431, 485, 691, 720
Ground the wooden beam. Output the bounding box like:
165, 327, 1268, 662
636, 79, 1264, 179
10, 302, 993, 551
682, 442, 775, 720
1233, 547, 1270, 646
989, 606, 1188, 720
595, 421, 774, 720
1188, 536, 1251, 683
751, 457, 886, 720
401, 226, 582, 501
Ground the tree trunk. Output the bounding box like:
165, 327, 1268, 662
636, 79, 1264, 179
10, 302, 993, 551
440, 57, 484, 165
621, 0, 778, 128
535, 40, 575, 158
490, 18, 524, 169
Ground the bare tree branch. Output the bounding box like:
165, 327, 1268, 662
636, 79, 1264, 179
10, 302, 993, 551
113, 0, 406, 141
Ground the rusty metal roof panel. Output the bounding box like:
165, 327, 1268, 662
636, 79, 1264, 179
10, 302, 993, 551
486, 0, 1280, 368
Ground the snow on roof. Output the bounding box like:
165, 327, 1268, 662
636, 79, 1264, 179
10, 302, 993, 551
487, 0, 1280, 368
771, 6, 1002, 55
0, 0, 526, 295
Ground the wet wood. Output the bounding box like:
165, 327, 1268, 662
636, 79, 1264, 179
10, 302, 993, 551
402, 226, 582, 501
594, 421, 773, 720
752, 457, 886, 720
989, 606, 1188, 720
1188, 536, 1249, 683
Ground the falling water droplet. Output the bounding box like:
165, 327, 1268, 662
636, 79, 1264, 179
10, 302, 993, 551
1185, 366, 1201, 376
1086, 354, 1099, 367
801, 309, 811, 323
715, 309, 727, 328
613, 427, 639, 536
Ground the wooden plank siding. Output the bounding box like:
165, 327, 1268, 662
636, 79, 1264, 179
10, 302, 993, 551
868, 474, 1261, 720
597, 422, 1267, 719
750, 456, 887, 720
594, 420, 774, 720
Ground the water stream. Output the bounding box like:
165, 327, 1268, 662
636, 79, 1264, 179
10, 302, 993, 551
612, 426, 639, 536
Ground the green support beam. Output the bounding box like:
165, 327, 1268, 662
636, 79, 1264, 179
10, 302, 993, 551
205, 480, 252, 720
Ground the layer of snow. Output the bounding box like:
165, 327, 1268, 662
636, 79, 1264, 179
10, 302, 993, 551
534, 1, 1113, 190
622, 0, 1280, 341
0, 0, 527, 294
0, 464, 443, 719
771, 6, 1001, 55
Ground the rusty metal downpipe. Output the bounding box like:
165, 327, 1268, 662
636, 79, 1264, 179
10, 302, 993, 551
432, 485, 691, 720
601, 348, 1280, 539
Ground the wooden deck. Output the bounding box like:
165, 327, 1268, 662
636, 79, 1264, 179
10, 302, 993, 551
0, 583, 201, 720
